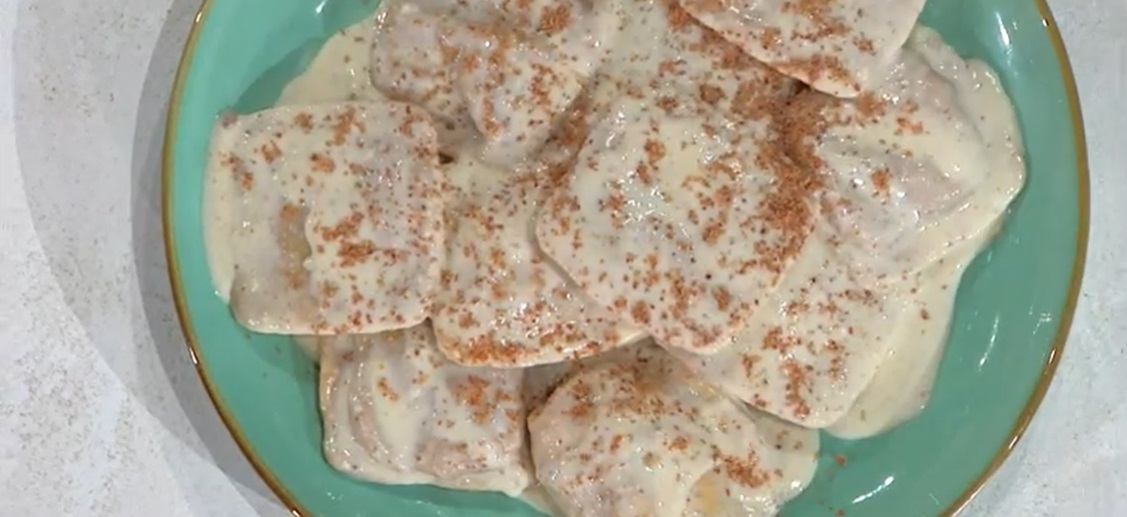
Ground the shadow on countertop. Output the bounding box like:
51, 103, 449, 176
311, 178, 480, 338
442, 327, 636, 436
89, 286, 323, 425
12, 0, 284, 514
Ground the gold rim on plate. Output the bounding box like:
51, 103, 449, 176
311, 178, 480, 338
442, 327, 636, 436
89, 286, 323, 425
160, 2, 1091, 515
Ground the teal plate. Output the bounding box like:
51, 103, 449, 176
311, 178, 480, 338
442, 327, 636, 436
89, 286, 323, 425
163, 1, 1089, 515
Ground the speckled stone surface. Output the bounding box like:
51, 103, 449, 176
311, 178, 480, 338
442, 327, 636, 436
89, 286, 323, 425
0, 0, 1123, 515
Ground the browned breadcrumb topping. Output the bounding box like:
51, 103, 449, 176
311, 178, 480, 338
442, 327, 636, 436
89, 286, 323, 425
895, 114, 925, 136
377, 377, 400, 402
337, 240, 377, 267
699, 83, 725, 105
712, 447, 770, 489
663, 0, 696, 31
741, 354, 761, 378
631, 300, 652, 325
537, 4, 572, 36
431, 99, 636, 363
762, 327, 798, 354
318, 212, 363, 243
753, 136, 822, 274
825, 339, 846, 381
781, 359, 812, 419
454, 375, 494, 424
276, 202, 310, 290
758, 26, 783, 51
781, 0, 849, 41
329, 105, 366, 146
310, 152, 335, 173
221, 153, 255, 191
870, 167, 891, 196
565, 378, 594, 419
609, 434, 626, 453
294, 112, 314, 131
854, 92, 889, 121
259, 140, 281, 163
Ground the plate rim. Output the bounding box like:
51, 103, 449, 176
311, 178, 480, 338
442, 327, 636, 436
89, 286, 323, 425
159, 1, 1091, 515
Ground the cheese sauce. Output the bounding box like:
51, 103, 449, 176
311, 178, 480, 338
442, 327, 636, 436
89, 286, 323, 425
203, 101, 446, 335
529, 343, 818, 517
677, 0, 927, 97
316, 326, 532, 495
201, 2, 1027, 515
665, 26, 1024, 430
827, 233, 989, 439
536, 0, 808, 355
789, 26, 1025, 282
276, 16, 384, 105
203, 15, 380, 294
430, 139, 648, 368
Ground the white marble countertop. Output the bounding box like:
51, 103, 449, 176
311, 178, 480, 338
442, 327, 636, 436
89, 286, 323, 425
1, 0, 1123, 515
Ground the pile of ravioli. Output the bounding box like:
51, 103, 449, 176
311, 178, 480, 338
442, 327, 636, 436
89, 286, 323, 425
203, 0, 1027, 515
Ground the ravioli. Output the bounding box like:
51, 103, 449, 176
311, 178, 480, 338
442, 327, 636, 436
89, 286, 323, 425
827, 231, 989, 439
607, 0, 799, 116
677, 0, 926, 97
668, 225, 913, 427
317, 324, 532, 495
368, 3, 478, 128
490, 0, 623, 78
537, 92, 818, 353
431, 123, 644, 368
528, 343, 818, 517
202, 4, 1031, 515
203, 101, 446, 335
782, 26, 1026, 280
671, 27, 1026, 428
371, 0, 619, 166
457, 38, 588, 167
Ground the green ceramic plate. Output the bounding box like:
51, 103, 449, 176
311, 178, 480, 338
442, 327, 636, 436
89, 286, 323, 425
163, 0, 1088, 515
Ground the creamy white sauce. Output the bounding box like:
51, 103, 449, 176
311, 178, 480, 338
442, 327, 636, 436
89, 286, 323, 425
664, 26, 1024, 431
204, 17, 381, 301
368, 0, 620, 164
202, 132, 239, 302
278, 21, 387, 362
803, 26, 1025, 281
364, 0, 649, 367
536, 0, 807, 355
204, 17, 448, 336
827, 228, 997, 439
529, 343, 819, 517
668, 224, 916, 428
427, 135, 647, 368
677, 0, 927, 97
538, 93, 791, 354
201, 2, 1029, 515
277, 17, 384, 105
317, 326, 532, 495
202, 101, 446, 335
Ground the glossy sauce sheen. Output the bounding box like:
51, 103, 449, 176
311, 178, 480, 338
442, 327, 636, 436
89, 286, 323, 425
536, 0, 809, 355
430, 141, 648, 367
365, 0, 650, 367
203, 101, 446, 335
200, 1, 1027, 515
529, 343, 818, 517
677, 0, 927, 97
667, 26, 1024, 431
316, 326, 532, 495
